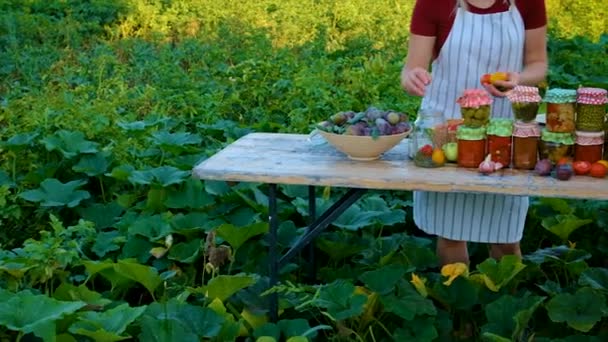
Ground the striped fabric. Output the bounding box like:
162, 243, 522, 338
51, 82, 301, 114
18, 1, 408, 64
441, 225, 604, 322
413, 3, 529, 243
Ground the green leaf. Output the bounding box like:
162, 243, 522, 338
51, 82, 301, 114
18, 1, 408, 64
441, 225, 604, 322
579, 267, 608, 291
3, 132, 39, 148
359, 264, 408, 295
129, 166, 190, 187
150, 131, 202, 148
546, 287, 607, 332
19, 178, 90, 207
142, 300, 224, 338
216, 222, 268, 251
83, 259, 162, 297
392, 317, 438, 341
313, 280, 367, 320
316, 232, 367, 260
541, 214, 593, 241
481, 294, 545, 340
129, 214, 173, 240
138, 316, 199, 342
77, 202, 124, 230
106, 164, 135, 181
92, 231, 124, 258
42, 130, 99, 158
481, 333, 512, 342
205, 180, 231, 196
53, 283, 112, 307
168, 239, 202, 263
165, 179, 214, 209
381, 282, 437, 320
525, 246, 591, 265
72, 152, 110, 176
0, 289, 85, 340
277, 319, 312, 338
171, 213, 223, 235
194, 274, 258, 301
70, 303, 146, 341
476, 255, 526, 291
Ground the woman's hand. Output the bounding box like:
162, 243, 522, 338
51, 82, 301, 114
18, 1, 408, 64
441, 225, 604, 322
401, 67, 432, 96
483, 72, 519, 97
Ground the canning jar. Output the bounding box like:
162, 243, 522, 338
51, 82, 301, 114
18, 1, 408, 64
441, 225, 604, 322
507, 86, 542, 122
544, 88, 577, 133
411, 109, 447, 168
576, 87, 608, 132
456, 89, 493, 127
457, 126, 486, 168
512, 121, 541, 169
538, 129, 574, 164
575, 131, 604, 164
486, 118, 513, 166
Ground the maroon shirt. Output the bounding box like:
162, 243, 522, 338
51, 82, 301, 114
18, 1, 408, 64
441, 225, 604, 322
410, 0, 547, 59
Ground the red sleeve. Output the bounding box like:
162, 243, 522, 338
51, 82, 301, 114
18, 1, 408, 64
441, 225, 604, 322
517, 0, 547, 30
410, 0, 438, 36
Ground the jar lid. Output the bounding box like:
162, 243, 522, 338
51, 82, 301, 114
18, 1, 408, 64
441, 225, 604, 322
544, 88, 577, 103
487, 118, 513, 137
456, 89, 493, 108
507, 85, 542, 103
512, 121, 541, 137
575, 130, 605, 145
541, 129, 575, 145
456, 125, 486, 140
577, 87, 608, 105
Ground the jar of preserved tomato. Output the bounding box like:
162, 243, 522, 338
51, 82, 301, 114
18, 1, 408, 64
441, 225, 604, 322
512, 121, 540, 169
456, 89, 493, 127
575, 131, 604, 164
507, 86, 542, 122
457, 126, 486, 168
576, 87, 608, 132
538, 129, 574, 164
544, 88, 577, 133
486, 118, 513, 166
411, 108, 447, 167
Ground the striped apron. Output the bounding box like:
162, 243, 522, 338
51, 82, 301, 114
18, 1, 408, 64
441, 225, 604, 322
413, 3, 529, 243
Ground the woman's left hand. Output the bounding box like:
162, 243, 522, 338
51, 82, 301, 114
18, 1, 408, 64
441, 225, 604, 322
483, 72, 519, 97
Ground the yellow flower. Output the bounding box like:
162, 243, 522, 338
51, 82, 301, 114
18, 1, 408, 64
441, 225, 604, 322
441, 262, 469, 286
410, 273, 428, 297
568, 240, 577, 249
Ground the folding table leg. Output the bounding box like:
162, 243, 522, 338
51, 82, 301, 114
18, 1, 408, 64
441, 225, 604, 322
268, 183, 279, 322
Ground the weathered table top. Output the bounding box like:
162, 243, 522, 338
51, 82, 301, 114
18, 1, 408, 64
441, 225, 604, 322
192, 132, 608, 200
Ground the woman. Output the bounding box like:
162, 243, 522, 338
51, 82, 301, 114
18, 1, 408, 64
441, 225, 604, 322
401, 0, 548, 265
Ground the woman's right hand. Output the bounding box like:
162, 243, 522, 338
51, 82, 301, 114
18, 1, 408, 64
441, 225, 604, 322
401, 66, 432, 97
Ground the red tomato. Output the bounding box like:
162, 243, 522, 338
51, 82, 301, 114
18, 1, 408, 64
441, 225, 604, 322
590, 163, 607, 178
572, 161, 591, 175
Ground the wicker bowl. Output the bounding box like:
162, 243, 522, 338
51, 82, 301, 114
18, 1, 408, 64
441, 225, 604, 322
319, 129, 411, 161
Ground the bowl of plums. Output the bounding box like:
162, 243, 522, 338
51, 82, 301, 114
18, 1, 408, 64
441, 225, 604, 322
314, 107, 412, 161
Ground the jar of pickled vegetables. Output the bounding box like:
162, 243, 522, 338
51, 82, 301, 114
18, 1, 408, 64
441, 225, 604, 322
411, 108, 447, 167
512, 121, 540, 170
574, 131, 604, 164
544, 88, 577, 133
507, 86, 542, 122
457, 126, 486, 168
538, 129, 574, 164
456, 89, 493, 127
576, 87, 608, 132
486, 118, 513, 166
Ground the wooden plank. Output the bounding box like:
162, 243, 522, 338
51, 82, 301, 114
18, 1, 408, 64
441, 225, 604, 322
192, 132, 608, 200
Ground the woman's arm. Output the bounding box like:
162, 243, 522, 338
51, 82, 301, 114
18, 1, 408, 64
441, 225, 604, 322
401, 34, 436, 96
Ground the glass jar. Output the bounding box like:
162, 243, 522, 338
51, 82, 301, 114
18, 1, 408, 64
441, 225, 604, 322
538, 129, 574, 164
575, 131, 604, 164
411, 109, 447, 168
512, 121, 541, 170
544, 88, 577, 133
456, 89, 493, 127
576, 87, 608, 132
443, 119, 463, 163
486, 118, 513, 166
507, 86, 542, 122
457, 126, 486, 168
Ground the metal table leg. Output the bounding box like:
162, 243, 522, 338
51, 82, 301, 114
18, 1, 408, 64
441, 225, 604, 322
268, 183, 278, 322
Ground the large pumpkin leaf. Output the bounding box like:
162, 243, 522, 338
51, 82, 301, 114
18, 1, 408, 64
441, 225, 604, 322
129, 214, 174, 240
359, 264, 408, 295
168, 239, 202, 263
579, 267, 608, 291
141, 300, 224, 338
70, 303, 146, 342
191, 274, 258, 301
128, 166, 190, 187
72, 152, 110, 176
312, 280, 367, 320
165, 178, 214, 209
481, 294, 545, 340
381, 281, 437, 320
41, 130, 99, 158
475, 255, 526, 291
216, 222, 268, 252
3, 131, 39, 148
0, 289, 85, 341
53, 283, 112, 307
19, 178, 90, 207
83, 259, 162, 297
546, 287, 607, 332
541, 214, 593, 242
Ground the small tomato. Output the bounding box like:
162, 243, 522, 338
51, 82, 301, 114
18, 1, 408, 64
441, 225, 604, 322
572, 161, 591, 175
590, 163, 607, 178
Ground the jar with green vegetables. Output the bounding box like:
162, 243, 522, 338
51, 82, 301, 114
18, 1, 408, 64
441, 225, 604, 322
576, 87, 607, 132
507, 86, 542, 122
456, 89, 493, 127
538, 129, 574, 164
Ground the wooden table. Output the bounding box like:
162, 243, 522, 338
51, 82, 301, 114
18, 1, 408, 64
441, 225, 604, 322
192, 132, 608, 320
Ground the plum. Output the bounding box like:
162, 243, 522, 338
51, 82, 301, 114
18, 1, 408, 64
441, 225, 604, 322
330, 112, 349, 125
392, 122, 411, 134
344, 122, 366, 136
375, 118, 392, 135
365, 107, 383, 121
386, 111, 401, 125
534, 159, 552, 176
